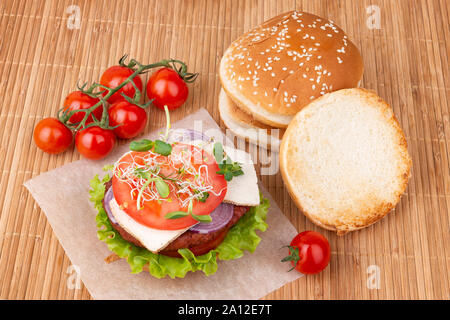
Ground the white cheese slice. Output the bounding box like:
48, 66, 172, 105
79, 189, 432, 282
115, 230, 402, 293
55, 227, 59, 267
201, 142, 260, 206
109, 198, 192, 253
221, 146, 260, 206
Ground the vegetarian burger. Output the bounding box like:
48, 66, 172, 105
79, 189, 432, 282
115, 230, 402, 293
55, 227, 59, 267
90, 130, 269, 278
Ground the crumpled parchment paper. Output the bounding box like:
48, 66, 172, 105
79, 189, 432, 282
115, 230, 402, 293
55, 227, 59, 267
24, 108, 302, 300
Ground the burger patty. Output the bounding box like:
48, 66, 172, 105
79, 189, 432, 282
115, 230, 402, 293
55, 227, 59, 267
102, 181, 250, 255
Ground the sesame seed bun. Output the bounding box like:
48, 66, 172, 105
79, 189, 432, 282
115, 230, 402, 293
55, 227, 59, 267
280, 88, 412, 235
219, 11, 364, 128
218, 88, 284, 150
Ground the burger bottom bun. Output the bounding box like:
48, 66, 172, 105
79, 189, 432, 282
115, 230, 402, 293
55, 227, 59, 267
219, 88, 284, 150
220, 82, 293, 128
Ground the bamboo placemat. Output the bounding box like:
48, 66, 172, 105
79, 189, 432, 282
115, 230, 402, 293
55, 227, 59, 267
0, 0, 448, 300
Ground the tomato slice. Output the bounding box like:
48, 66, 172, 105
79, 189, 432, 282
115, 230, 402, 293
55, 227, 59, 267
112, 143, 227, 230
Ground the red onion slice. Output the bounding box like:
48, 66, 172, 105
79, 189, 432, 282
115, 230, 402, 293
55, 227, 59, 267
103, 186, 117, 224
190, 202, 234, 234
168, 129, 210, 144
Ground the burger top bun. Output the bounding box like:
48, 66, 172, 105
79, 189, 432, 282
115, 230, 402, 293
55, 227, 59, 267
219, 11, 364, 128
280, 88, 412, 235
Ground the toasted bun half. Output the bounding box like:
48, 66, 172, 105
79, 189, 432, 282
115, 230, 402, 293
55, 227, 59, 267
280, 88, 412, 234
219, 11, 364, 128
218, 88, 284, 149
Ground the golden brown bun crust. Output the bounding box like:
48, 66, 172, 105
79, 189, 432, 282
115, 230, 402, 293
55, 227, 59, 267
218, 88, 284, 149
220, 11, 364, 125
228, 95, 274, 130
280, 88, 412, 235
226, 92, 286, 138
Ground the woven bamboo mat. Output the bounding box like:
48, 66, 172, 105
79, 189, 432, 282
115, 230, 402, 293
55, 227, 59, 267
0, 0, 448, 300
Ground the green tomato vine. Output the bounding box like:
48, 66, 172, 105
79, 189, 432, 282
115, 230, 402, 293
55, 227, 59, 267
57, 55, 198, 132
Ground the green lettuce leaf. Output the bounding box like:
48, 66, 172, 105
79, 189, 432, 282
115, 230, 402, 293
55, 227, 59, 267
89, 172, 270, 279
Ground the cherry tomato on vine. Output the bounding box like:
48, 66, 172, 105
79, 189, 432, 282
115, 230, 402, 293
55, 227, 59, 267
33, 118, 73, 154
146, 68, 189, 110
108, 101, 148, 139
100, 66, 143, 104
63, 91, 102, 124
75, 126, 116, 160
282, 231, 331, 275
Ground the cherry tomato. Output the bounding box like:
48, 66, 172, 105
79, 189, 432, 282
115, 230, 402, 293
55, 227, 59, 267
33, 118, 73, 154
100, 66, 143, 104
146, 68, 188, 110
75, 126, 116, 160
63, 91, 102, 124
283, 231, 331, 274
112, 143, 227, 230
108, 101, 147, 139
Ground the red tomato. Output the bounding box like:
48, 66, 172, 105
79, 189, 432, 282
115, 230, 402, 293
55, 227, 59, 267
112, 143, 227, 230
63, 91, 102, 124
108, 101, 147, 139
75, 126, 116, 160
283, 231, 331, 274
146, 68, 189, 110
33, 118, 73, 154
100, 66, 143, 104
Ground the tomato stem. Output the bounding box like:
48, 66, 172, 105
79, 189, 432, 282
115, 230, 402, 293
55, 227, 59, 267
281, 245, 301, 272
